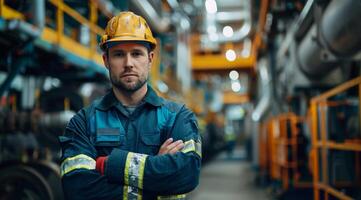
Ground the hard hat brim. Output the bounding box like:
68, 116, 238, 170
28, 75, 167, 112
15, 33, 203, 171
101, 36, 156, 51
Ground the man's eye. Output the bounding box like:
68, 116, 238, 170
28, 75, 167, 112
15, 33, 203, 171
132, 52, 143, 57
113, 52, 125, 57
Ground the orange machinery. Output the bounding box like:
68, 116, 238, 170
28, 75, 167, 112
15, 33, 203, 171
260, 113, 313, 191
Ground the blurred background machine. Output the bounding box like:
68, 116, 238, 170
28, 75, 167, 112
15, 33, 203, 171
0, 0, 360, 199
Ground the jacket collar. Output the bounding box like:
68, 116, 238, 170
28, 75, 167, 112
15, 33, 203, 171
95, 84, 163, 111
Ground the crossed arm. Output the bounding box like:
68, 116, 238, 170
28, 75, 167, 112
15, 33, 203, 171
158, 138, 185, 155
59, 108, 201, 200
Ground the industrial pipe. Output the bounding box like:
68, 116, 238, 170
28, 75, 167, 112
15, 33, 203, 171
297, 25, 339, 77
252, 60, 271, 122
297, 0, 361, 77
320, 0, 361, 57
33, 0, 45, 32
6, 0, 45, 38
294, 0, 314, 40
201, 0, 252, 44
131, 0, 171, 33
38, 110, 76, 131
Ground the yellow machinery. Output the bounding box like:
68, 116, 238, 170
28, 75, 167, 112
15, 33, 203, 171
310, 76, 361, 200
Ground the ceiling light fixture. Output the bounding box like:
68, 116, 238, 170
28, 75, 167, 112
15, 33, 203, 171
205, 0, 217, 14
223, 26, 234, 38
226, 49, 236, 61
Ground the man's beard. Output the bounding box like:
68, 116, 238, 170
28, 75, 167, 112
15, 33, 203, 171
110, 73, 147, 93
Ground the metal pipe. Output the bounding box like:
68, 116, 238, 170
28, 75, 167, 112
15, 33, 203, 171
216, 22, 251, 43
166, 0, 180, 10
252, 92, 270, 122
0, 56, 29, 97
174, 13, 192, 91
215, 11, 249, 23
38, 110, 76, 131
297, 25, 339, 78
252, 60, 271, 121
165, 0, 192, 91
33, 0, 45, 32
202, 0, 252, 43
319, 0, 361, 56
132, 0, 171, 33
297, 0, 361, 77
294, 0, 314, 40
6, 0, 44, 37
7, 20, 41, 37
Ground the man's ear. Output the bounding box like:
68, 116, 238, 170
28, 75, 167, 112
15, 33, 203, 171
102, 54, 109, 69
148, 51, 154, 68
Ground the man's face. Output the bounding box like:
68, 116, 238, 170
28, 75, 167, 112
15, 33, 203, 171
103, 43, 154, 93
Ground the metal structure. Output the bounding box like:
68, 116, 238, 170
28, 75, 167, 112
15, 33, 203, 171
310, 76, 361, 200
0, 1, 110, 199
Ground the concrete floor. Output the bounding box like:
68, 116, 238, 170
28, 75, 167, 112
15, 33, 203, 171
189, 148, 271, 200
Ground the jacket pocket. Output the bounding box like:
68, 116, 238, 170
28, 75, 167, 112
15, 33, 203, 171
95, 128, 124, 147
140, 132, 161, 155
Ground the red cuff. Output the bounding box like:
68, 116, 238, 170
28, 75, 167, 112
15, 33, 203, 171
96, 156, 108, 175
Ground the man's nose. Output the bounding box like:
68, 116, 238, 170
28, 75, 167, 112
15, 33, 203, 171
124, 54, 134, 68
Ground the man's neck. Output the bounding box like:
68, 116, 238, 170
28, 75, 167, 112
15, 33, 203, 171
113, 84, 148, 106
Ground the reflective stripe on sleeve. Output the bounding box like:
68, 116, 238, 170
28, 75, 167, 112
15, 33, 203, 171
157, 194, 187, 200
123, 186, 143, 200
124, 152, 148, 200
181, 139, 202, 157
60, 154, 96, 177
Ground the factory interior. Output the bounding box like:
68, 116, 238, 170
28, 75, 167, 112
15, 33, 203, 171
0, 0, 360, 199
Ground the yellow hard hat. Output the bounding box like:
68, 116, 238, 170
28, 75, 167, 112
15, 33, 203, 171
99, 11, 157, 51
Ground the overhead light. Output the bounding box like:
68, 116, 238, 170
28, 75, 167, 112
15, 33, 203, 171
231, 81, 241, 92
209, 32, 219, 41
180, 18, 190, 29
205, 0, 217, 14
223, 26, 233, 38
225, 49, 236, 61
229, 70, 239, 80
207, 25, 217, 33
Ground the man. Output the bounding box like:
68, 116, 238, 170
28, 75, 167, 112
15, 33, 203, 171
59, 11, 201, 200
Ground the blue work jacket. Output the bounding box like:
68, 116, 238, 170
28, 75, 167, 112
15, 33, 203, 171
59, 85, 201, 200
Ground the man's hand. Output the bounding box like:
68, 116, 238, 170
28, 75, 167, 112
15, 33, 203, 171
158, 138, 184, 155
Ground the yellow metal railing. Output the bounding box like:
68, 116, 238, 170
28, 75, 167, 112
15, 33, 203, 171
48, 0, 105, 63
311, 76, 361, 200
1, 0, 106, 66
0, 0, 24, 20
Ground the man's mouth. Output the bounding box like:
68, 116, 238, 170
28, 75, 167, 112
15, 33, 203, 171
122, 74, 137, 78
